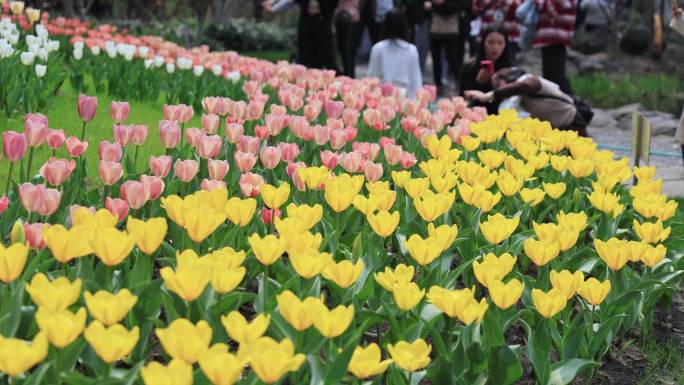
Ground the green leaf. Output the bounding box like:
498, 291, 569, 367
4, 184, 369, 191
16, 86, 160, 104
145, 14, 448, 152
561, 324, 586, 360
587, 315, 625, 358
547, 358, 597, 385
324, 317, 379, 385
489, 345, 523, 385
308, 354, 324, 385
1, 283, 24, 337
22, 362, 51, 385
524, 320, 552, 385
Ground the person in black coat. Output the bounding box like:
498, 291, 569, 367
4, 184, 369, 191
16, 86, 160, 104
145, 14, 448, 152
296, 0, 340, 70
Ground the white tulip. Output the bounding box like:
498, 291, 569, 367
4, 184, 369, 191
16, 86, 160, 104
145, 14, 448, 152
25, 35, 39, 46
104, 40, 116, 52
73, 49, 83, 60
212, 64, 222, 76
227, 70, 241, 82
7, 33, 18, 45
0, 41, 13, 58
105, 47, 117, 58
36, 47, 47, 61
28, 43, 39, 54
45, 40, 60, 52
35, 64, 46, 78
36, 25, 48, 41
165, 62, 175, 74
144, 59, 153, 68
193, 65, 204, 77
153, 55, 165, 67
90, 45, 101, 56
138, 46, 149, 58
20, 51, 35, 65
74, 41, 84, 51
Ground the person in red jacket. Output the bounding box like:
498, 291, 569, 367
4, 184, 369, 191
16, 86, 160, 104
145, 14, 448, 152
533, 0, 577, 96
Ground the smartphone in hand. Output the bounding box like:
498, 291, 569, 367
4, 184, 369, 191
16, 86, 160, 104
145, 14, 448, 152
480, 60, 494, 74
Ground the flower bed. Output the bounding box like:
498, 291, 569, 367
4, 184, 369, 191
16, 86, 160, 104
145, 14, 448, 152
0, 4, 683, 385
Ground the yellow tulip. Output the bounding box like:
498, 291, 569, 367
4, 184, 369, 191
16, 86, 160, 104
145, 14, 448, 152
413, 190, 455, 222
387, 339, 431, 372
347, 343, 393, 379
198, 344, 247, 385
182, 204, 226, 243
391, 170, 411, 188
84, 289, 138, 326
393, 283, 425, 311
324, 174, 364, 212
460, 135, 480, 151
531, 288, 567, 318
248, 234, 285, 265
221, 311, 270, 345
312, 303, 354, 338
161, 195, 185, 226
10, 220, 24, 245
352, 194, 380, 215
43, 224, 93, 263
237, 337, 305, 384
290, 250, 332, 279
641, 244, 667, 267
625, 240, 650, 262
84, 321, 139, 363
156, 319, 212, 364
477, 149, 506, 169
594, 238, 629, 270
10, 1, 25, 15
588, 190, 623, 217
286, 203, 323, 230
91, 227, 135, 267
426, 286, 478, 319
126, 217, 167, 255
519, 188, 546, 207
140, 359, 193, 385
633, 165, 656, 180
211, 266, 246, 294
225, 197, 257, 227
35, 307, 86, 348
274, 216, 309, 237
577, 278, 611, 306
207, 247, 246, 269
457, 182, 485, 207
549, 154, 571, 172
297, 165, 330, 190
633, 220, 671, 244
322, 259, 364, 288
0, 243, 28, 283
479, 214, 519, 245
549, 270, 584, 300
496, 171, 524, 196
556, 211, 587, 232
72, 208, 118, 230
427, 223, 458, 252
367, 210, 400, 238
632, 193, 678, 222
458, 297, 489, 324
488, 279, 524, 309
276, 290, 322, 331
26, 7, 41, 23
160, 250, 211, 301
194, 188, 228, 212
542, 182, 566, 199
0, 332, 48, 377
374, 264, 414, 292
281, 231, 322, 257
474, 189, 502, 213
404, 177, 431, 199
405, 234, 442, 265
524, 238, 559, 267
429, 172, 459, 193
472, 253, 516, 288
425, 135, 452, 159
568, 158, 595, 178
260, 182, 290, 209
25, 273, 81, 312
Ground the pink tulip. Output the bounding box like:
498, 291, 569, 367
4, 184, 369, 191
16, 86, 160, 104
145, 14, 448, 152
19, 183, 46, 213
159, 120, 181, 149
110, 101, 130, 123
185, 127, 203, 148
77, 94, 98, 122
113, 124, 133, 146
255, 125, 269, 140
163, 104, 181, 121
174, 159, 199, 182
329, 129, 347, 150
265, 114, 287, 136
2, 131, 28, 162
0, 196, 8, 214
202, 97, 220, 114
24, 222, 49, 249
45, 129, 66, 150
178, 104, 194, 123
197, 134, 222, 159
140, 175, 165, 200
259, 208, 282, 225
231, 101, 248, 121
312, 125, 330, 146
225, 123, 244, 144
380, 137, 396, 148
38, 188, 61, 216
292, 166, 307, 191
342, 109, 359, 127
243, 81, 260, 98
325, 100, 344, 119
105, 197, 129, 222
65, 136, 88, 157
320, 150, 338, 169
304, 103, 322, 122
214, 97, 231, 116
363, 109, 384, 131
234, 151, 257, 172
364, 161, 383, 182
344, 127, 358, 142
237, 135, 259, 154
239, 172, 265, 197
327, 118, 343, 131
340, 152, 363, 173
120, 180, 149, 209
149, 155, 172, 177
201, 113, 220, 134
208, 159, 229, 181
383, 144, 403, 166
278, 142, 299, 162
99, 140, 122, 162
401, 117, 419, 134
259, 146, 281, 170
447, 121, 470, 144
290, 116, 309, 139
286, 161, 306, 178
98, 160, 123, 186
400, 152, 417, 168
131, 124, 149, 145
201, 179, 227, 191
24, 113, 48, 147
42, 158, 76, 186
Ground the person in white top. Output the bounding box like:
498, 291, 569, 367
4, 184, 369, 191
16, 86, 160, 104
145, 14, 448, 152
673, 1, 684, 166
367, 9, 423, 99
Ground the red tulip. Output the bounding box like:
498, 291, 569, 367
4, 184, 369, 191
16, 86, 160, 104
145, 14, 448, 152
237, 135, 259, 154
344, 126, 358, 142
163, 104, 181, 121
325, 100, 344, 119
342, 109, 359, 127
265, 113, 287, 136
178, 104, 194, 123
77, 94, 98, 122
383, 144, 403, 166
105, 197, 129, 222
340, 152, 363, 173
329, 129, 347, 150
24, 113, 48, 147
45, 128, 66, 150
149, 155, 172, 177
312, 125, 330, 146
2, 131, 28, 162
400, 152, 417, 169
110, 101, 130, 123
159, 120, 181, 149
173, 159, 199, 182
259, 207, 282, 225
255, 125, 269, 140
0, 196, 9, 214
65, 136, 88, 157
380, 137, 396, 148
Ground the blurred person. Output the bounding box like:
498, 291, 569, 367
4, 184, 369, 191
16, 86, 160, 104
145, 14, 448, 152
472, 0, 521, 55
465, 67, 589, 136
459, 26, 512, 113
335, 0, 384, 78
577, 0, 614, 32
368, 9, 423, 98
672, 1, 684, 165
427, 0, 472, 96
404, 0, 432, 71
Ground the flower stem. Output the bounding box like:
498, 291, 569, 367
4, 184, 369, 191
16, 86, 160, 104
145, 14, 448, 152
5, 162, 14, 195
80, 121, 87, 141
26, 146, 34, 182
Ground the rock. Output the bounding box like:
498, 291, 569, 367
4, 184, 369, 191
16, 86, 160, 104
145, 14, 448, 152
620, 27, 650, 55
641, 111, 679, 136
572, 25, 614, 55
589, 108, 618, 129
607, 103, 644, 120
567, 49, 607, 73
